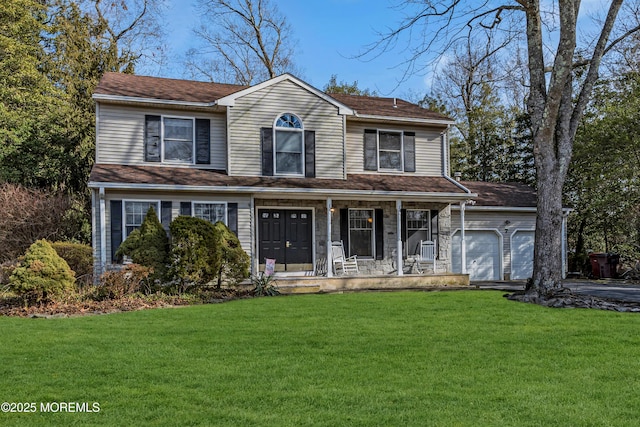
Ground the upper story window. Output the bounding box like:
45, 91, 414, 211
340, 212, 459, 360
378, 130, 403, 171
163, 117, 194, 163
274, 113, 304, 176
145, 115, 211, 165
364, 129, 415, 173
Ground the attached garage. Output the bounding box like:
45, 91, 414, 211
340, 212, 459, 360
452, 230, 502, 281
511, 230, 535, 280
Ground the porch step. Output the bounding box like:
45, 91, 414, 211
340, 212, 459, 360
263, 273, 470, 294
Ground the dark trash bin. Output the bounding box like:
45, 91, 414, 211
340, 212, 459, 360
589, 253, 619, 278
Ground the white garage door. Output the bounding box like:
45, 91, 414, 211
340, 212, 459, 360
511, 230, 535, 280
452, 230, 501, 281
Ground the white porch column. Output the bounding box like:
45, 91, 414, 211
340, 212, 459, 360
396, 199, 403, 276
326, 198, 333, 277
99, 187, 107, 270
460, 201, 467, 275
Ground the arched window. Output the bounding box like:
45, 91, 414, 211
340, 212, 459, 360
274, 113, 304, 175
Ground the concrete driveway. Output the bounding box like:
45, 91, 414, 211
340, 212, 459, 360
475, 279, 640, 303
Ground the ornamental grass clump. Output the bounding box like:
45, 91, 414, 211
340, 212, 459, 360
9, 239, 75, 305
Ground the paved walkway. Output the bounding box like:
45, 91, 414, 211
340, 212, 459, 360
475, 279, 640, 303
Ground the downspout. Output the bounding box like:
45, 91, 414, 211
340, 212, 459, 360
342, 115, 347, 180
327, 198, 333, 277
396, 200, 403, 276
441, 125, 451, 177
226, 106, 231, 174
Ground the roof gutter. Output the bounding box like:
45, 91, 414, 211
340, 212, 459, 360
88, 181, 473, 202
351, 113, 455, 126
92, 93, 217, 108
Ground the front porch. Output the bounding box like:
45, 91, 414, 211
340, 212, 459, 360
250, 272, 470, 294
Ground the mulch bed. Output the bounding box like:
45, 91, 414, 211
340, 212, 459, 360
506, 288, 640, 312
0, 290, 246, 318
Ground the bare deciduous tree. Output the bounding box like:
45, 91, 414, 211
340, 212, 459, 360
186, 0, 298, 84
83, 0, 167, 72
366, 1, 640, 299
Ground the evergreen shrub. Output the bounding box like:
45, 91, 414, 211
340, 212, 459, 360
10, 240, 75, 305
169, 216, 219, 291
51, 241, 93, 285
115, 206, 168, 280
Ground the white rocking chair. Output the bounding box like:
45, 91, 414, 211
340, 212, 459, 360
331, 241, 359, 275
416, 240, 437, 274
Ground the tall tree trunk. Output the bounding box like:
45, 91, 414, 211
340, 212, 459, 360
532, 155, 565, 294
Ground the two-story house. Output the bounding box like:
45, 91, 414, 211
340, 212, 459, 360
89, 72, 565, 285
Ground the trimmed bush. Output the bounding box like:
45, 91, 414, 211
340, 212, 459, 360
115, 206, 168, 280
10, 240, 75, 305
214, 221, 250, 288
169, 216, 219, 291
51, 241, 93, 285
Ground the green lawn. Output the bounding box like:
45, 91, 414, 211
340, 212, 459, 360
1, 291, 640, 426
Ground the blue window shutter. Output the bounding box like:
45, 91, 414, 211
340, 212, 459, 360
161, 201, 172, 230
304, 130, 315, 178
110, 200, 123, 262
375, 208, 384, 260
364, 129, 377, 170
261, 127, 273, 176
227, 203, 238, 236
195, 119, 210, 164
404, 132, 416, 172
340, 208, 349, 256
401, 209, 407, 258
145, 115, 161, 162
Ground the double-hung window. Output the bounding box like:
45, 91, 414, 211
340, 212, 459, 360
124, 201, 160, 237
163, 117, 194, 163
349, 209, 374, 258
364, 129, 415, 172
274, 113, 304, 175
193, 202, 227, 224
378, 130, 403, 171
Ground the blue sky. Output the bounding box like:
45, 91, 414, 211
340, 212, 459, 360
160, 0, 432, 100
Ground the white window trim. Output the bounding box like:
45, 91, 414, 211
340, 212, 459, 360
161, 115, 196, 165
348, 208, 375, 259
377, 129, 404, 172
273, 112, 305, 177
122, 200, 161, 241
191, 201, 228, 225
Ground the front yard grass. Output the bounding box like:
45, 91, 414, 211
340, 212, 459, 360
1, 290, 640, 426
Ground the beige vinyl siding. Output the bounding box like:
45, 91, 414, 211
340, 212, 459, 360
96, 103, 227, 170
345, 122, 443, 176
227, 80, 344, 178
99, 191, 252, 270
451, 210, 536, 278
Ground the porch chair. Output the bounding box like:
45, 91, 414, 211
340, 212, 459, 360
331, 241, 359, 275
415, 240, 437, 274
